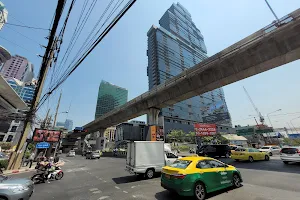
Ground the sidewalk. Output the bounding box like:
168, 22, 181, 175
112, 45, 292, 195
4, 163, 37, 175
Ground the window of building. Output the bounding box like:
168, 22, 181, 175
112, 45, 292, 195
6, 135, 13, 142
10, 126, 18, 132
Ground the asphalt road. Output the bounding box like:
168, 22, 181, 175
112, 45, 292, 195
9, 155, 300, 200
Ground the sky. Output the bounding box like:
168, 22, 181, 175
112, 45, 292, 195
1, 0, 300, 129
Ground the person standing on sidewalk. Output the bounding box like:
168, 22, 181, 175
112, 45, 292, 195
27, 152, 35, 168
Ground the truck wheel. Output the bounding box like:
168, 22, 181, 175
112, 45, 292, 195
145, 169, 154, 179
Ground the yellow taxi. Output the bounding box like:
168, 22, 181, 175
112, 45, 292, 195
231, 147, 270, 162
161, 156, 242, 200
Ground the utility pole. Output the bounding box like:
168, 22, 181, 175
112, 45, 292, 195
7, 0, 66, 170
41, 109, 50, 129
53, 92, 62, 129
47, 92, 62, 157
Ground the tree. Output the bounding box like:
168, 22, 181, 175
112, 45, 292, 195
185, 131, 196, 143
283, 138, 300, 146
0, 142, 12, 150
166, 130, 186, 143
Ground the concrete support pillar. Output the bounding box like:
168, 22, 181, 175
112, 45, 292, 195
147, 107, 160, 126
94, 129, 106, 151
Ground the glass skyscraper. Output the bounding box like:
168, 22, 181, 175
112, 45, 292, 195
147, 3, 231, 133
6, 78, 36, 106
95, 80, 128, 119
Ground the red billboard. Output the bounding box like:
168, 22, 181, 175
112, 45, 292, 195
33, 129, 61, 142
194, 123, 217, 136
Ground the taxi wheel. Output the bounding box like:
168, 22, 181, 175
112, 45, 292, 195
249, 156, 254, 162
194, 182, 206, 200
269, 152, 273, 156
265, 155, 270, 161
233, 174, 242, 188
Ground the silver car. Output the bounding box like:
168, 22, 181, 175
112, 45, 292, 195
0, 176, 34, 200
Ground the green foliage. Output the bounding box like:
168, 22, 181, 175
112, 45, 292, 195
27, 143, 35, 151
166, 130, 186, 142
0, 159, 8, 169
25, 151, 31, 159
0, 142, 12, 150
283, 138, 300, 146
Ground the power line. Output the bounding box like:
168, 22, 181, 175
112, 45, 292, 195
35, 0, 137, 111
4, 25, 42, 45
5, 22, 50, 31
0, 35, 37, 54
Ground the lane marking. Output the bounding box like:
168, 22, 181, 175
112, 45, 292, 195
98, 196, 110, 200
115, 186, 120, 189
132, 195, 136, 198
89, 188, 99, 192
93, 191, 102, 194
123, 191, 128, 193
103, 180, 107, 183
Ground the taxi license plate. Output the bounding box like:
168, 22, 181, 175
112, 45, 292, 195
165, 174, 170, 179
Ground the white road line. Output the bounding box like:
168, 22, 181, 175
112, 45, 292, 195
131, 186, 136, 188
103, 180, 107, 183
99, 178, 102, 180
123, 191, 128, 193
98, 196, 110, 200
93, 191, 102, 194
115, 186, 120, 189
89, 188, 99, 192
132, 195, 136, 198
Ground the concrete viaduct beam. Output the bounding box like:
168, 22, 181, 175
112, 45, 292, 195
70, 9, 300, 136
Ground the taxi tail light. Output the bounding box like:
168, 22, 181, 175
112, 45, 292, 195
296, 149, 300, 155
173, 174, 186, 179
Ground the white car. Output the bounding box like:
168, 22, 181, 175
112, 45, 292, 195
259, 146, 281, 156
280, 147, 300, 164
67, 150, 76, 157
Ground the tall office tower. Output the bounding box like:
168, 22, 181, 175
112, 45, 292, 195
95, 80, 128, 119
147, 3, 231, 133
0, 55, 34, 82
0, 1, 8, 31
64, 119, 73, 131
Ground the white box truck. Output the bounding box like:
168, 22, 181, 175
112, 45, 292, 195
125, 141, 179, 179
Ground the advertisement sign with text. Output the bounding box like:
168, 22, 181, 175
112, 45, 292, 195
33, 129, 61, 142
194, 123, 217, 136
150, 126, 156, 141
202, 112, 230, 123
156, 126, 164, 141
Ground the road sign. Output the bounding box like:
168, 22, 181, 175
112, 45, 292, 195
36, 142, 50, 149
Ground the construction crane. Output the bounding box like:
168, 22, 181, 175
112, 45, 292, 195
243, 86, 265, 125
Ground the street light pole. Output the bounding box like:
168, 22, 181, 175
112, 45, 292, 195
264, 0, 280, 22
267, 109, 282, 128
290, 117, 300, 133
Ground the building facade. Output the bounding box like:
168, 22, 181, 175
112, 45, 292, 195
0, 55, 34, 81
6, 78, 36, 106
64, 119, 73, 131
95, 80, 128, 119
0, 1, 8, 31
147, 3, 231, 134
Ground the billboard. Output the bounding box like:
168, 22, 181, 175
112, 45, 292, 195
202, 112, 230, 123
150, 126, 164, 141
33, 129, 61, 142
194, 123, 217, 136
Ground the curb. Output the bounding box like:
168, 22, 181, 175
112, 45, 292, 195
4, 168, 35, 176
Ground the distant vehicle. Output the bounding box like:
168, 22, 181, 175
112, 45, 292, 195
86, 151, 101, 159
197, 144, 231, 158
259, 145, 281, 156
125, 141, 179, 179
67, 150, 75, 157
189, 148, 196, 154
161, 156, 243, 200
0, 176, 34, 200
280, 147, 300, 164
0, 152, 8, 160
231, 147, 270, 162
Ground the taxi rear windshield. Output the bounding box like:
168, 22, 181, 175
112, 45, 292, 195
169, 160, 192, 169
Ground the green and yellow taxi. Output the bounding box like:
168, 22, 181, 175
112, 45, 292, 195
161, 156, 242, 200
231, 147, 270, 162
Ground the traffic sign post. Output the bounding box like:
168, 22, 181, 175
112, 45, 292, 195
36, 142, 50, 149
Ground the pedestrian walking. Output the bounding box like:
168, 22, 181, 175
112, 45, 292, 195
27, 152, 35, 168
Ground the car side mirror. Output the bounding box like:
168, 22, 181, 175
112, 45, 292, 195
224, 164, 229, 168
